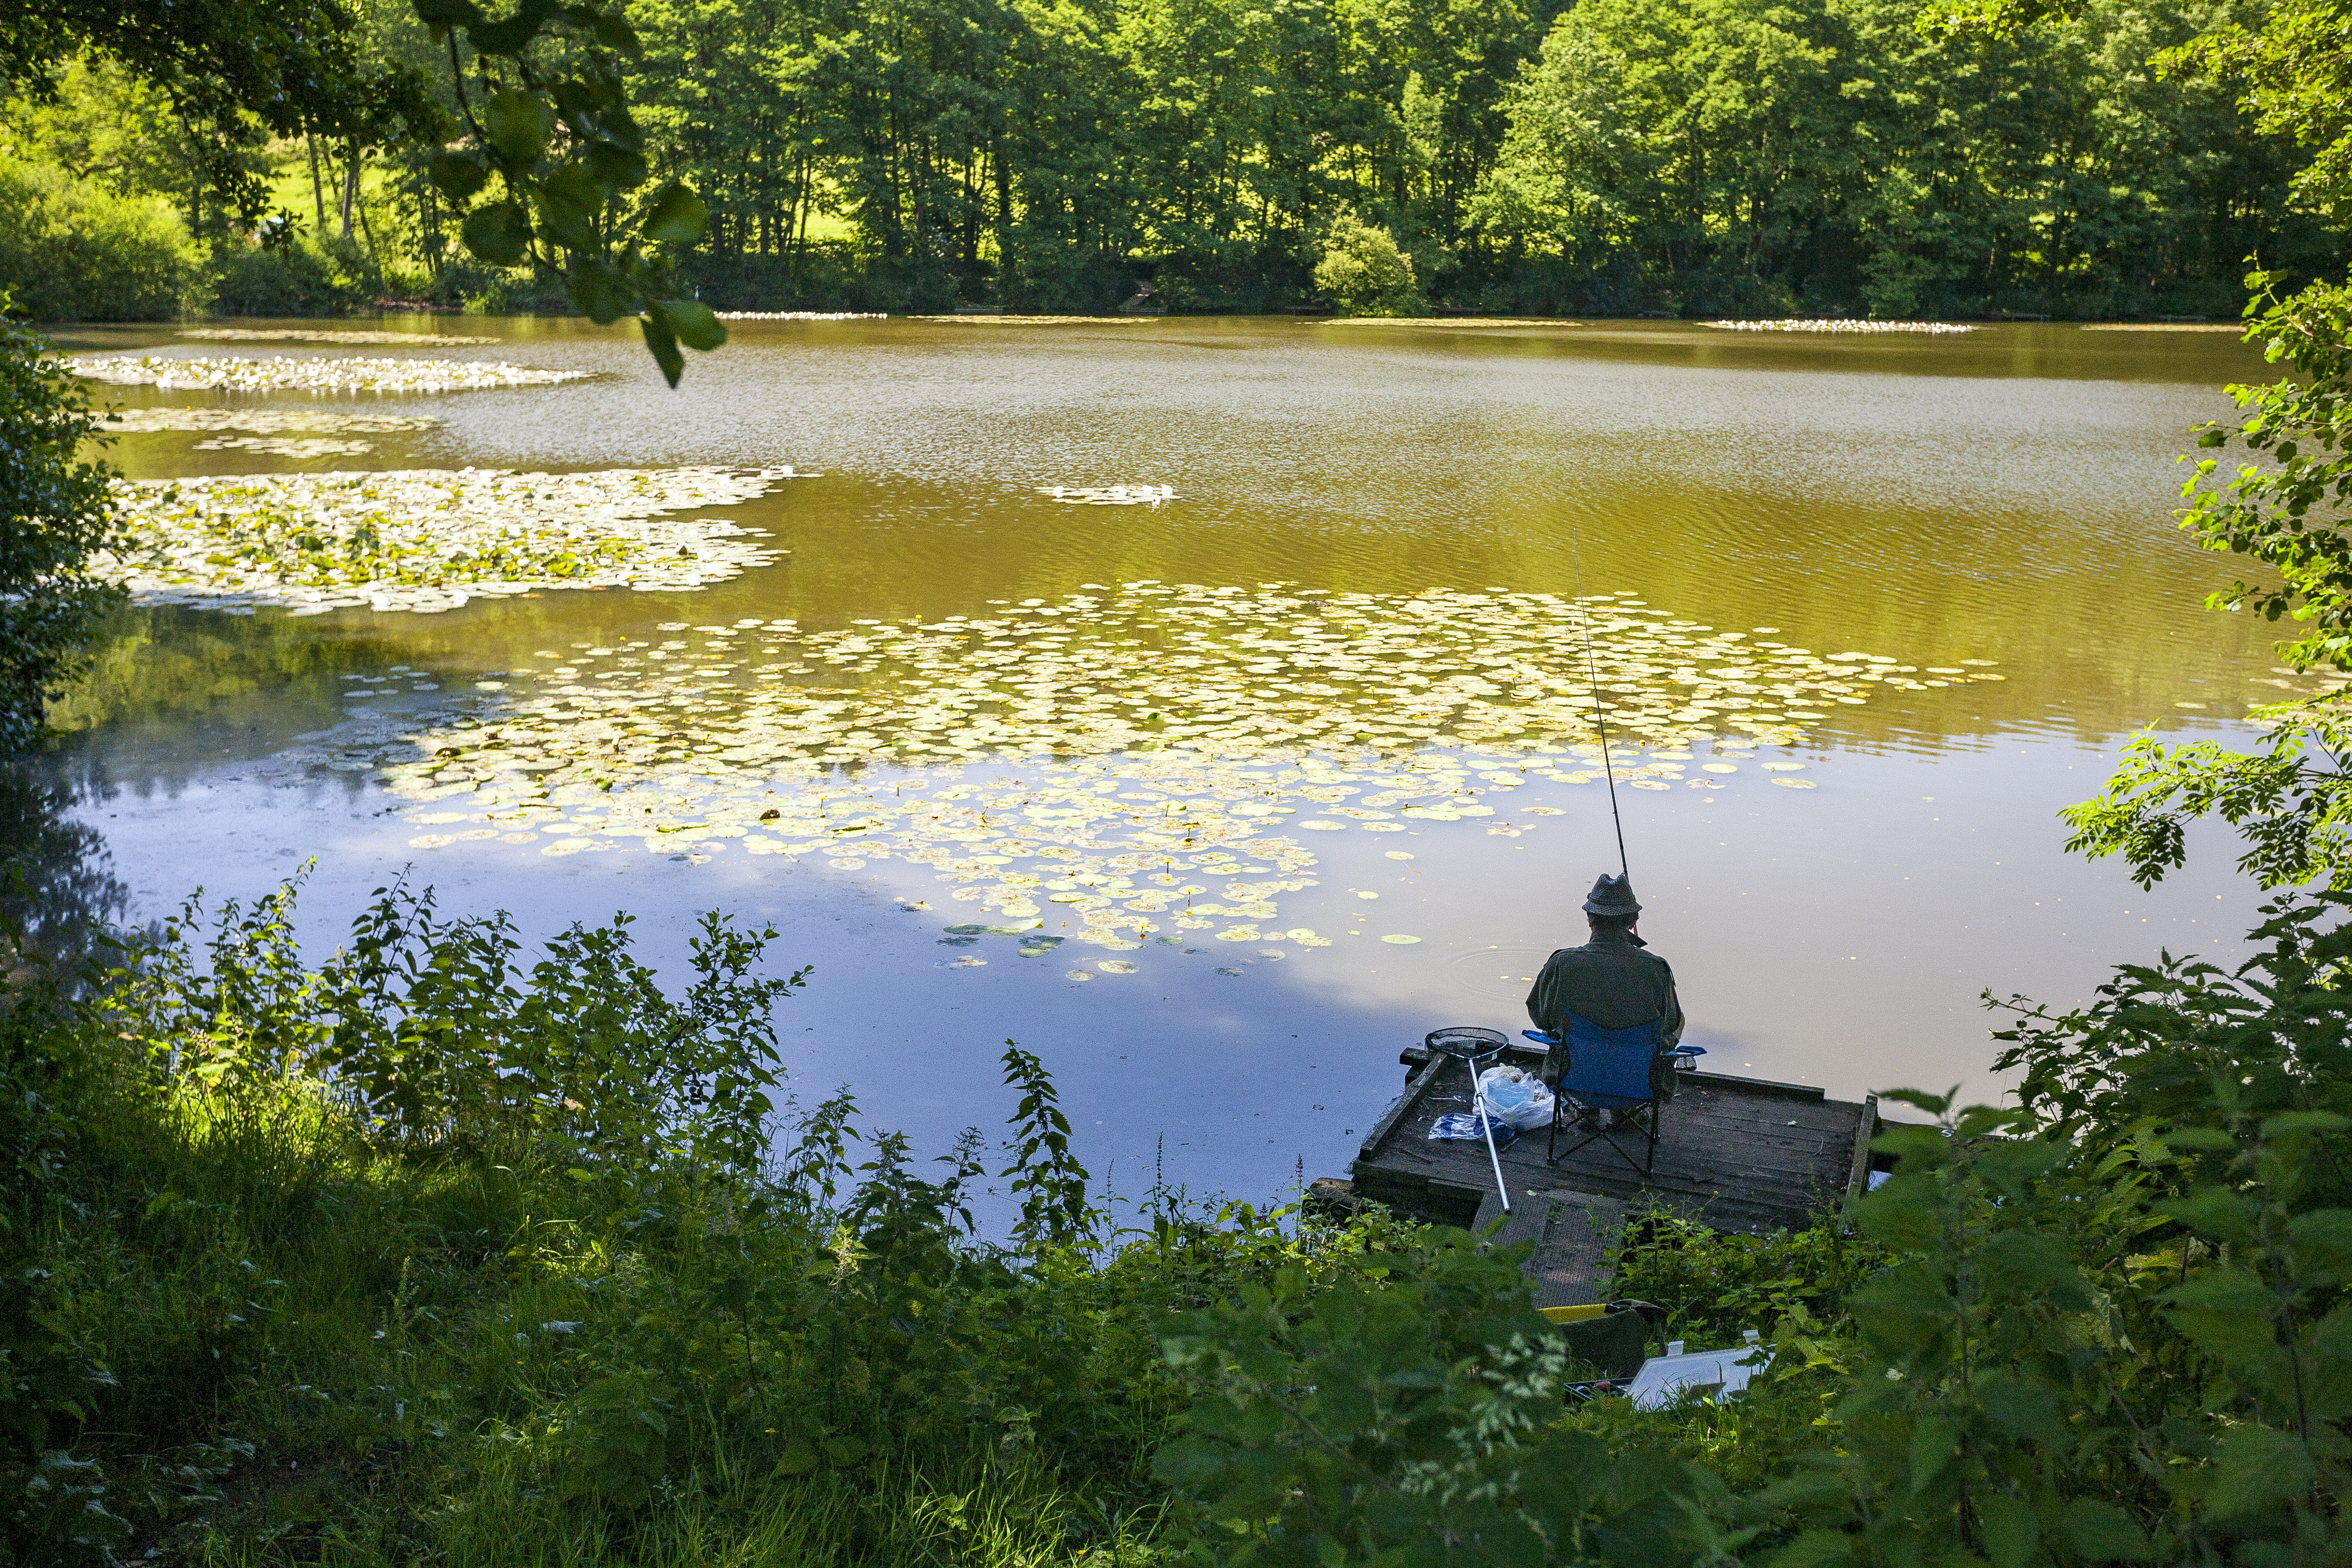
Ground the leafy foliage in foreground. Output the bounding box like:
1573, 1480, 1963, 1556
0, 877, 1418, 1563
2063, 271, 2352, 891
6, 873, 2352, 1561
0, 311, 118, 753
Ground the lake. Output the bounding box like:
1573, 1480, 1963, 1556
30, 314, 2284, 1210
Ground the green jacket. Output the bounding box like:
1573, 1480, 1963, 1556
1524, 928, 1684, 1089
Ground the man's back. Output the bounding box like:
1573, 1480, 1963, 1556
1526, 927, 1683, 1045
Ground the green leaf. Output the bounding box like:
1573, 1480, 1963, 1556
1976, 1372, 2066, 1448
664, 299, 726, 352
2260, 1108, 2352, 1137
534, 162, 605, 253
589, 10, 642, 54
1978, 1230, 2087, 1308
1978, 1492, 2039, 1568
638, 181, 709, 246
568, 257, 632, 325
2164, 1265, 2280, 1364
467, 12, 550, 54
460, 201, 533, 265
2056, 1499, 2154, 1562
1906, 1414, 1958, 1496
640, 310, 684, 388
2288, 1208, 2352, 1286
411, 0, 485, 27
1766, 1529, 1860, 1568
2153, 1188, 2260, 1246
2206, 1423, 2314, 1521
585, 141, 650, 193
483, 89, 556, 167
428, 150, 491, 201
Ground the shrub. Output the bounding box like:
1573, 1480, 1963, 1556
207, 237, 374, 318
0, 158, 200, 322
1311, 215, 1425, 317
0, 312, 120, 752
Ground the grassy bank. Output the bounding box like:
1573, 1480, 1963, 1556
5, 875, 2349, 1563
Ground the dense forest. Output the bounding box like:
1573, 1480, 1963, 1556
0, 0, 2329, 318
0, 0, 2323, 315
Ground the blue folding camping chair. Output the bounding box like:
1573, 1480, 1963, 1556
1524, 1015, 1699, 1175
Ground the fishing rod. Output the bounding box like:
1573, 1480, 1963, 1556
1570, 529, 1630, 883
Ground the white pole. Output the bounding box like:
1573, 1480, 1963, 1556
1474, 1065, 1511, 1214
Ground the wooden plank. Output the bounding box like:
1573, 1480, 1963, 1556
1844, 1093, 1879, 1207
1679, 1069, 1828, 1103
1357, 1056, 1445, 1161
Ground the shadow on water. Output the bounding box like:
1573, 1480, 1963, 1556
0, 755, 133, 978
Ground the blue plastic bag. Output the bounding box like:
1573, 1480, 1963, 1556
1429, 1111, 1516, 1148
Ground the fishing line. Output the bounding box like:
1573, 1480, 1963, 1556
1570, 528, 1630, 883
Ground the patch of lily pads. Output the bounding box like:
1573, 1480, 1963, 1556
102, 408, 444, 436
100, 407, 443, 458
75, 355, 588, 394
1705, 320, 1974, 335
96, 467, 799, 615
313, 584, 1998, 948
191, 436, 375, 458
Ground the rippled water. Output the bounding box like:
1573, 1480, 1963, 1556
31, 315, 2284, 1205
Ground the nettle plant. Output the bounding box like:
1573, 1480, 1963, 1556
1747, 898, 2352, 1564
111, 870, 803, 1170
410, 0, 724, 383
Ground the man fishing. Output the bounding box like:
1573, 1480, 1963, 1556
1525, 873, 1683, 1097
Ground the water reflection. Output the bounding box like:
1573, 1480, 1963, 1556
0, 758, 131, 978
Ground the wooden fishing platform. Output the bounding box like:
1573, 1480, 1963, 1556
1344, 1037, 1880, 1240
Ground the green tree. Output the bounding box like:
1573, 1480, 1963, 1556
2056, 1, 2352, 892
1312, 210, 1423, 313
0, 311, 117, 751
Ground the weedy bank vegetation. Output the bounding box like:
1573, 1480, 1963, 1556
5, 863, 2351, 1564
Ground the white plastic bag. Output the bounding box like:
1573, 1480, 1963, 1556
1477, 1065, 1555, 1132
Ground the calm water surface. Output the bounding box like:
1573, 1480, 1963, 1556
31, 317, 2285, 1205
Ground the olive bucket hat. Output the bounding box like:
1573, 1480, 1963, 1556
1581, 872, 1641, 918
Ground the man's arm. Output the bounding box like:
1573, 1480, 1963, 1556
1656, 961, 1685, 1048
1526, 956, 1568, 1087
1525, 954, 1564, 1033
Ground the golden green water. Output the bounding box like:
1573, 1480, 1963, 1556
30, 315, 2284, 1200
